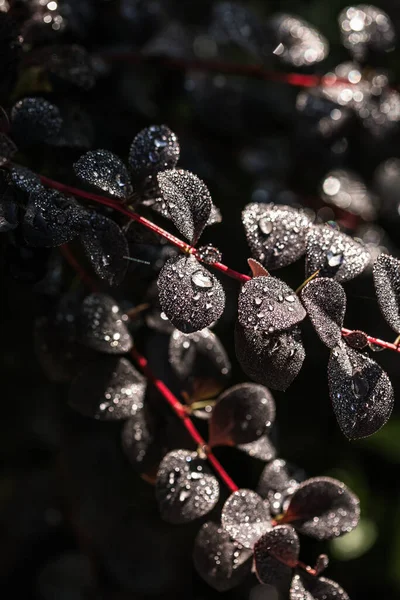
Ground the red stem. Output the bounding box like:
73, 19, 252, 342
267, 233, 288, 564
99, 51, 357, 90
60, 241, 238, 492
38, 173, 399, 353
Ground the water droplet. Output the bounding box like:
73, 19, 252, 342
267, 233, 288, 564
326, 250, 344, 268
351, 370, 369, 399
285, 295, 296, 302
191, 270, 214, 289
254, 297, 262, 306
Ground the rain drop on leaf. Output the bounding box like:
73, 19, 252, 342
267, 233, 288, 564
254, 525, 300, 586
373, 253, 400, 333
74, 149, 133, 200
301, 277, 346, 348
78, 293, 132, 354
221, 489, 271, 548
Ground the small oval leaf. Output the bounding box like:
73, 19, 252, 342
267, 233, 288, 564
157, 169, 212, 244
373, 253, 400, 334
328, 340, 394, 439
237, 434, 276, 462
221, 489, 271, 548
129, 124, 180, 181
155, 449, 219, 524
78, 293, 132, 354
157, 255, 225, 333
238, 276, 306, 334
290, 573, 350, 600
283, 476, 360, 540
301, 278, 346, 348
235, 323, 305, 391
242, 203, 313, 270
306, 225, 370, 283
254, 525, 300, 586
193, 521, 252, 591
11, 97, 62, 145
74, 149, 133, 199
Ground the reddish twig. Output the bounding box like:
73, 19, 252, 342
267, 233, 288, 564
98, 51, 356, 90
38, 172, 400, 353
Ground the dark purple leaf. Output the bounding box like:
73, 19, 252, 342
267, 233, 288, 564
80, 212, 128, 286
157, 169, 212, 244
209, 383, 275, 447
23, 189, 84, 247
221, 489, 271, 548
238, 276, 306, 334
11, 97, 62, 145
242, 203, 313, 270
338, 5, 395, 61
193, 521, 252, 592
269, 14, 328, 66
235, 322, 305, 391
129, 124, 180, 181
305, 225, 370, 283
157, 255, 225, 333
301, 278, 346, 348
283, 476, 360, 540
155, 449, 219, 524
290, 573, 350, 600
169, 327, 231, 401
328, 340, 394, 439
257, 459, 298, 499
10, 165, 43, 194
69, 357, 146, 421
78, 293, 132, 354
373, 253, 400, 333
74, 149, 133, 200
254, 525, 299, 586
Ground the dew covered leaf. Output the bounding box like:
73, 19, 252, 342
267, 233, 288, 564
129, 125, 180, 181
290, 573, 350, 600
78, 293, 132, 354
209, 383, 275, 447
270, 14, 329, 66
80, 212, 129, 286
238, 276, 306, 334
11, 97, 62, 146
69, 357, 146, 421
305, 225, 370, 283
157, 255, 225, 333
221, 489, 271, 548
74, 149, 133, 200
254, 525, 299, 586
155, 449, 219, 524
338, 5, 395, 62
237, 434, 276, 461
373, 253, 400, 333
23, 188, 84, 247
193, 521, 252, 591
122, 411, 161, 473
157, 169, 212, 244
242, 203, 313, 270
328, 340, 394, 439
282, 476, 360, 540
235, 323, 305, 391
301, 278, 346, 348
10, 165, 43, 194
168, 327, 231, 401
0, 132, 17, 166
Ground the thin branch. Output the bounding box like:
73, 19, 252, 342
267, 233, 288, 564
98, 51, 356, 90
35, 171, 400, 354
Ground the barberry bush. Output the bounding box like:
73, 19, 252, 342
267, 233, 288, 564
1, 1, 400, 599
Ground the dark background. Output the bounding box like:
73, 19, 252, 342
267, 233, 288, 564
1, 1, 400, 599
